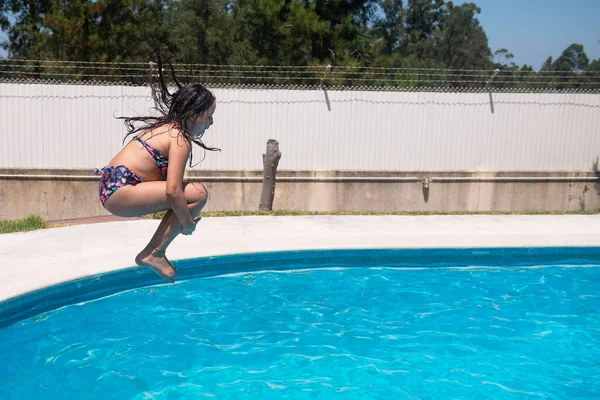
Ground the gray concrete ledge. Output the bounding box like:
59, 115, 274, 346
1, 169, 600, 221
1, 215, 600, 303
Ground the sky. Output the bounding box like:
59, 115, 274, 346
454, 0, 600, 69
1, 0, 599, 70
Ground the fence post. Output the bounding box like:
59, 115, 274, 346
259, 139, 282, 211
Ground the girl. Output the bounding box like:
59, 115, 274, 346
94, 57, 218, 283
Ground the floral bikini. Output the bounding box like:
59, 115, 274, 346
94, 136, 169, 206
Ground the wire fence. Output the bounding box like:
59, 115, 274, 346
1, 58, 599, 92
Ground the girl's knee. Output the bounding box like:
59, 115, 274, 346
185, 182, 208, 205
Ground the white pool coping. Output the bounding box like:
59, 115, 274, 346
2, 215, 600, 302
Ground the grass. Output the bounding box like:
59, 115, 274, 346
1, 210, 598, 234
149, 209, 600, 219
0, 215, 47, 234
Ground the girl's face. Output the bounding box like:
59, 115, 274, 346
188, 102, 216, 137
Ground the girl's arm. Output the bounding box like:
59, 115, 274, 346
166, 132, 195, 230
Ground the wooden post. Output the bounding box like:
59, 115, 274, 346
259, 139, 282, 211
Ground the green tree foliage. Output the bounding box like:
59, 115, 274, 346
229, 0, 326, 66
540, 56, 553, 72
372, 0, 403, 55
1, 0, 53, 58
0, 0, 598, 90
552, 43, 589, 72
405, 0, 443, 41
0, 0, 11, 46
170, 0, 233, 66
535, 44, 596, 90
436, 2, 491, 70
587, 59, 600, 72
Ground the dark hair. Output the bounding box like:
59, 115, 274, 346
117, 55, 219, 166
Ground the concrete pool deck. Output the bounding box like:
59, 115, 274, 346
2, 215, 600, 303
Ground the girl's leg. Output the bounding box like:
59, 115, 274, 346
136, 191, 206, 279
145, 190, 206, 253
104, 181, 208, 282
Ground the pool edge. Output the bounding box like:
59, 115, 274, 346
2, 246, 600, 329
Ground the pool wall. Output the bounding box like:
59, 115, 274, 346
2, 247, 599, 329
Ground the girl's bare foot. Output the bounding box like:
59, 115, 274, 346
135, 246, 178, 283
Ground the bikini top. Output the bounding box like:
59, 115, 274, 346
134, 136, 169, 178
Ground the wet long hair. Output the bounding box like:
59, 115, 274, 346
117, 54, 220, 166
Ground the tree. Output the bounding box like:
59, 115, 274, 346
0, 0, 10, 52
169, 0, 233, 67
436, 2, 491, 71
539, 43, 592, 89
539, 44, 592, 89
94, 0, 175, 62
311, 0, 377, 65
552, 43, 589, 72
540, 56, 553, 71
2, 0, 593, 92
587, 58, 600, 72
398, 0, 444, 61
229, 0, 328, 68
405, 0, 443, 40
493, 48, 514, 66
1, 0, 53, 58
372, 0, 403, 55
42, 0, 99, 61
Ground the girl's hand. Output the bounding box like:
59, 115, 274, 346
181, 220, 197, 235
181, 217, 201, 236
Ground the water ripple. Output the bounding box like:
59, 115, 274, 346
1, 265, 599, 399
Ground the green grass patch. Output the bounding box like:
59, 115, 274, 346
0, 211, 597, 233
148, 210, 599, 219
0, 215, 47, 234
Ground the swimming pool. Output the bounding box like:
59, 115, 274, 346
1, 248, 599, 399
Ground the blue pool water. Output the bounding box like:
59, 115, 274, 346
1, 262, 599, 399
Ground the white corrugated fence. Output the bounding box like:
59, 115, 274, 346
1, 83, 599, 171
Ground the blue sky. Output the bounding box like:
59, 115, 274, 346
1, 0, 599, 69
454, 0, 600, 69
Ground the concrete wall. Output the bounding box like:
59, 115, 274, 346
1, 170, 598, 221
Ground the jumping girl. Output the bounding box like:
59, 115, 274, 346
94, 56, 217, 283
